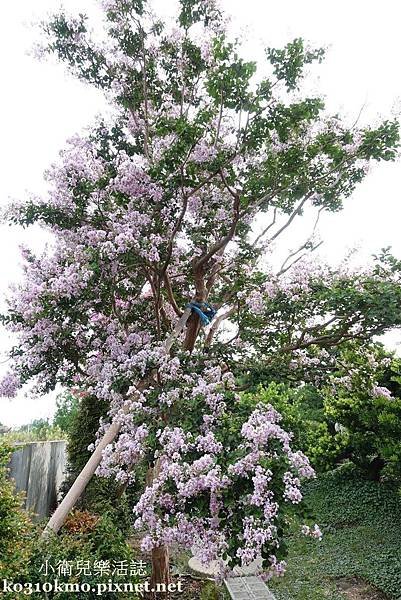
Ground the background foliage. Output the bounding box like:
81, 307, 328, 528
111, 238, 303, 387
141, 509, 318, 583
270, 466, 401, 600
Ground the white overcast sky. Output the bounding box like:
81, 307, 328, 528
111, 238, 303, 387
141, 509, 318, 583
1, 0, 401, 426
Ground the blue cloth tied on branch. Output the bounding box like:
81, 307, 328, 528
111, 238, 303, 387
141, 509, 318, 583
187, 301, 217, 326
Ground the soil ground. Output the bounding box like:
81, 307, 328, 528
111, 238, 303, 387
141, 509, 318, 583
336, 578, 389, 600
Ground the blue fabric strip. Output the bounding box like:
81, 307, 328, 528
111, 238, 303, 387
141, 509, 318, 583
187, 301, 217, 326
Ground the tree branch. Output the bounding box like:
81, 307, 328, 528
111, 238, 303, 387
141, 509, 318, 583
252, 207, 277, 247
194, 187, 240, 270
204, 306, 235, 347
269, 194, 311, 243
163, 272, 182, 317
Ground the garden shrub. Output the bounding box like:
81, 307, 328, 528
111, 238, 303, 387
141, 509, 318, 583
270, 464, 401, 599
323, 349, 401, 480
243, 383, 347, 472
52, 391, 80, 437
248, 349, 401, 483
1, 419, 66, 444
0, 441, 141, 598
24, 510, 142, 599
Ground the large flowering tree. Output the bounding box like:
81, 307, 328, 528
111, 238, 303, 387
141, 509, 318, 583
1, 0, 401, 591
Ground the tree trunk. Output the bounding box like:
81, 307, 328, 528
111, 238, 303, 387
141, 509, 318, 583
367, 456, 385, 481
42, 416, 124, 536
145, 462, 172, 598
146, 300, 203, 595
149, 546, 171, 599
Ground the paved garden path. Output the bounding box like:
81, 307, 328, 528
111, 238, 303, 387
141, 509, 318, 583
225, 575, 276, 599
188, 557, 277, 600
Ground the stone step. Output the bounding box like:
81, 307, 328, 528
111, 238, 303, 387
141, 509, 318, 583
225, 575, 276, 600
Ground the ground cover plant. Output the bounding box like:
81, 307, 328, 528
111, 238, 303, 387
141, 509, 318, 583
270, 466, 401, 600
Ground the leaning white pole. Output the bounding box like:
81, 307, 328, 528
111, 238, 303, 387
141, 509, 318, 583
43, 306, 192, 537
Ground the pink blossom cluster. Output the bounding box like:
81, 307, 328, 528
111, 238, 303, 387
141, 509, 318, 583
0, 372, 21, 398
328, 347, 396, 405
86, 346, 316, 578
191, 140, 219, 163
96, 425, 149, 484
371, 385, 393, 400
120, 388, 316, 579
301, 524, 323, 540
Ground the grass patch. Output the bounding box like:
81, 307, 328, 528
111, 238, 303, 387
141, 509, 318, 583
270, 465, 401, 600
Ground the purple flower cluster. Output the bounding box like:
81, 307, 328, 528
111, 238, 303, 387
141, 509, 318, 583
301, 524, 323, 540
0, 372, 21, 398
371, 385, 393, 400
124, 389, 316, 580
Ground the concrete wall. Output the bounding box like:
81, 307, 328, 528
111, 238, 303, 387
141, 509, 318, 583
9, 440, 67, 520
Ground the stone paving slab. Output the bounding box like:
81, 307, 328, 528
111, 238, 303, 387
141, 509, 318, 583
232, 558, 263, 576
225, 575, 276, 600
188, 556, 263, 577
188, 555, 276, 600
